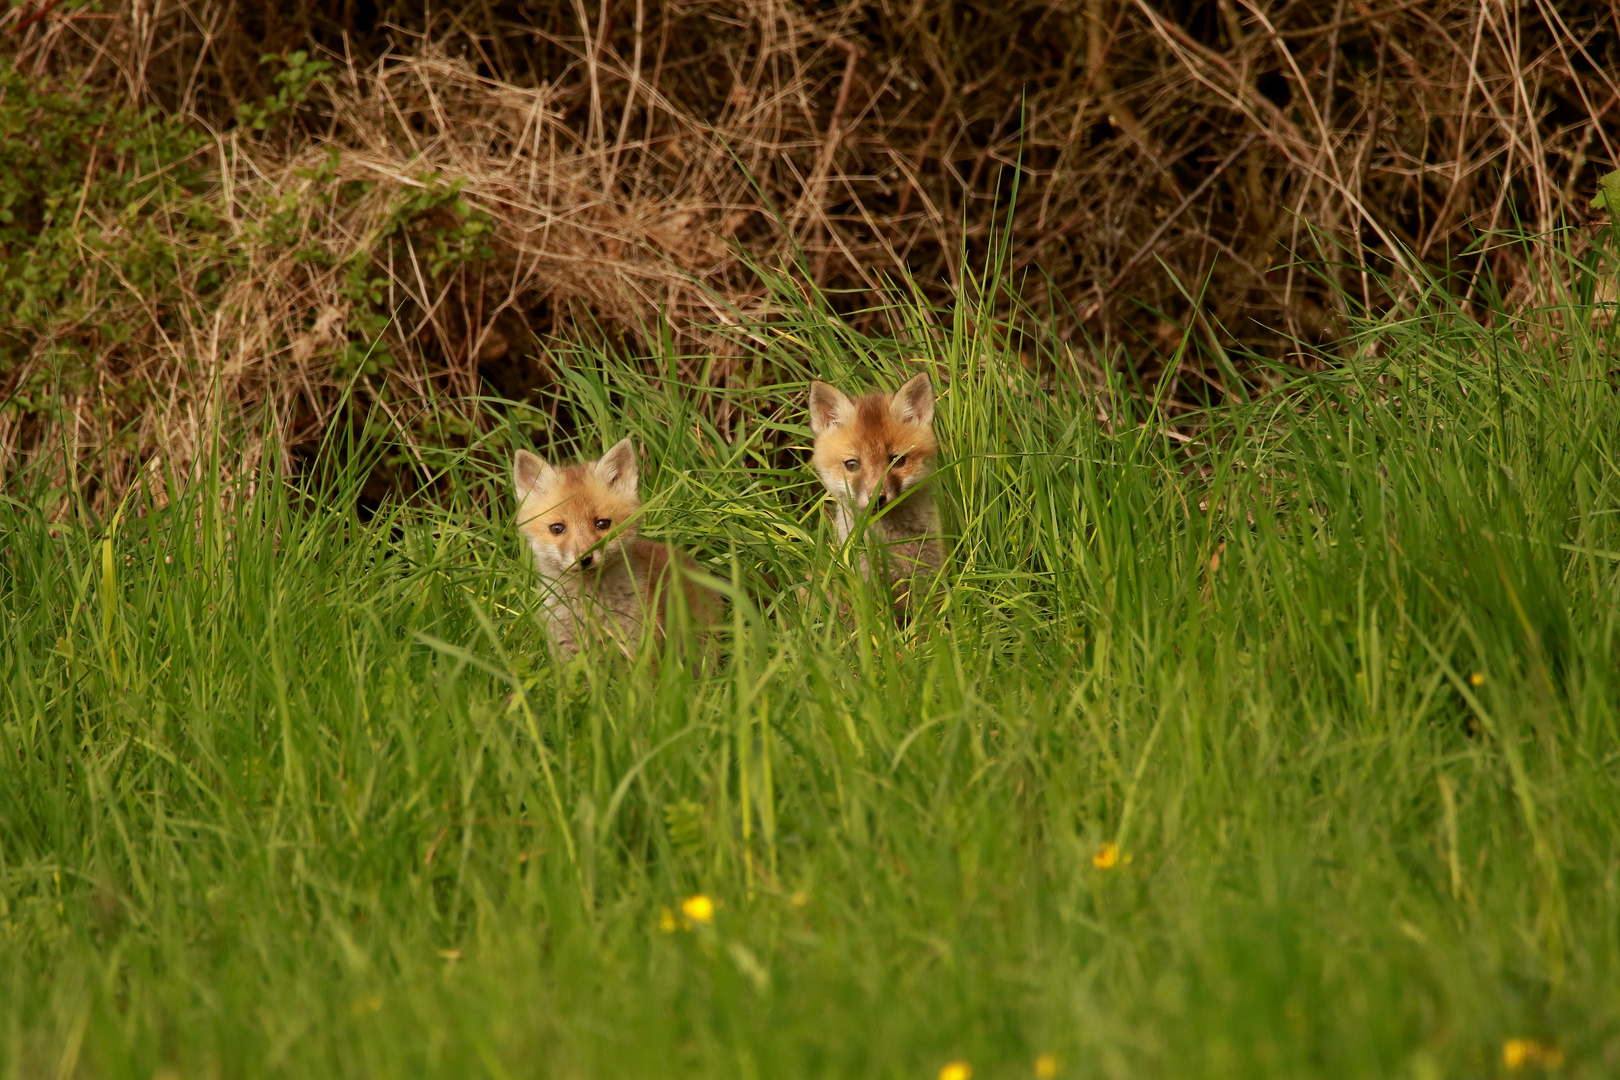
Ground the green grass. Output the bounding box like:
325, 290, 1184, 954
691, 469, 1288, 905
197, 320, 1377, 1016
4, 276, 1620, 1079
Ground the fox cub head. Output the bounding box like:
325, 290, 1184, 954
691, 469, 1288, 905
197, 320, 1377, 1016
513, 438, 641, 578
808, 372, 937, 515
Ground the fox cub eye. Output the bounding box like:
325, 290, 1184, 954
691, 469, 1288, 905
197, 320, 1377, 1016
594, 518, 611, 531
843, 458, 859, 471
890, 454, 907, 467
549, 523, 566, 535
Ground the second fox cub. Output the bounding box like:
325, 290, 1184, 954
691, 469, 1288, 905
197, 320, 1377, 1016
514, 438, 717, 660
808, 372, 946, 615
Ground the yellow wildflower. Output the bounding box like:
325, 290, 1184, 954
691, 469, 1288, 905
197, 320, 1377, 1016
1093, 842, 1120, 869
1469, 671, 1486, 686
938, 1062, 971, 1080
681, 894, 716, 925
1502, 1038, 1561, 1069
658, 907, 678, 933
1503, 1040, 1531, 1070
1035, 1052, 1059, 1078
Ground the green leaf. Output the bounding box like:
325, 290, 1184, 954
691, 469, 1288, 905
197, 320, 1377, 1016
1593, 168, 1620, 212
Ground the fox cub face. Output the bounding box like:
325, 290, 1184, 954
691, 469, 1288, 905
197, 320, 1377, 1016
513, 439, 641, 579
808, 373, 937, 515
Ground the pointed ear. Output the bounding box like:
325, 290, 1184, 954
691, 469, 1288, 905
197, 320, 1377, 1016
890, 372, 935, 427
808, 381, 855, 435
513, 449, 552, 498
595, 437, 639, 492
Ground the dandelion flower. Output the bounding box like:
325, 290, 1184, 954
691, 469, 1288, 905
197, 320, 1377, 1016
1503, 1040, 1531, 1070
681, 894, 716, 925
1035, 1052, 1059, 1078
1470, 672, 1486, 686
1502, 1039, 1561, 1069
938, 1061, 971, 1080
1093, 842, 1120, 869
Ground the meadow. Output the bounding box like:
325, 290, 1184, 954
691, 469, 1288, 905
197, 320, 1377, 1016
3, 273, 1619, 1079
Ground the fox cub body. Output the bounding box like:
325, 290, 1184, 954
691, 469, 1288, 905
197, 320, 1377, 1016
808, 372, 946, 614
514, 439, 716, 659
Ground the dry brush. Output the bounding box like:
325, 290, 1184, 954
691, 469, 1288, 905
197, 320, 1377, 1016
1, 0, 1614, 500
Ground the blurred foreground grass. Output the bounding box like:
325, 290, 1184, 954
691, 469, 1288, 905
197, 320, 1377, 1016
3, 284, 1619, 1079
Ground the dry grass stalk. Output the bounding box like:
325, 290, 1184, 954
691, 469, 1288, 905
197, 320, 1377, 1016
0, 0, 1613, 499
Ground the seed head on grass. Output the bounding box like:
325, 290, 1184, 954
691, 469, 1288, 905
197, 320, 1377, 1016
349, 995, 383, 1017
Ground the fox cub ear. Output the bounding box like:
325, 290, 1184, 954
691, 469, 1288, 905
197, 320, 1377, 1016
513, 449, 552, 497
808, 381, 855, 435
890, 372, 935, 427
595, 437, 639, 492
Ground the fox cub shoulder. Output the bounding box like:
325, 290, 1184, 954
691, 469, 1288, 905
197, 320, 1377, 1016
513, 438, 717, 659
808, 372, 946, 615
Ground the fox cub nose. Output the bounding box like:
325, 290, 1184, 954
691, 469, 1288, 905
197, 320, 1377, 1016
873, 492, 889, 511
579, 553, 595, 569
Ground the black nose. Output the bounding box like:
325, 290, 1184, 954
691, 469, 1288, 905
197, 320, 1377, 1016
580, 554, 595, 568
874, 493, 888, 510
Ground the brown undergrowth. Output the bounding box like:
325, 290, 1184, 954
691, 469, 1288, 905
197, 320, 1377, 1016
0, 0, 1614, 504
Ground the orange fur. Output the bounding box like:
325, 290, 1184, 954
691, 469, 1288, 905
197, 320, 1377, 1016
807, 372, 946, 617
514, 439, 718, 659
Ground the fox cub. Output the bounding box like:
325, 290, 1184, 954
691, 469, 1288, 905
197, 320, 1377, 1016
808, 372, 946, 616
513, 438, 717, 659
